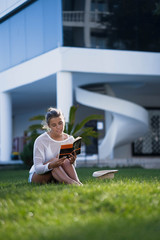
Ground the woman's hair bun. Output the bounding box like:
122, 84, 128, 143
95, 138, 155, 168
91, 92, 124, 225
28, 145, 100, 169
47, 107, 55, 112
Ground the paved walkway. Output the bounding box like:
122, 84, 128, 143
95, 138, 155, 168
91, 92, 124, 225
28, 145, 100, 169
1, 157, 160, 169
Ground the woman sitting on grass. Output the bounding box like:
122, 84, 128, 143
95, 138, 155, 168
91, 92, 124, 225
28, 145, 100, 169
28, 107, 82, 186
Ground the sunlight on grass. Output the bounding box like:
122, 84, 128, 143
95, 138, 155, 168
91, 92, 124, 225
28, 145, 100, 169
0, 167, 160, 240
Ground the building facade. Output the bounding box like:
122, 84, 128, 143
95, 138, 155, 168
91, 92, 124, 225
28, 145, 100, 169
0, 0, 160, 167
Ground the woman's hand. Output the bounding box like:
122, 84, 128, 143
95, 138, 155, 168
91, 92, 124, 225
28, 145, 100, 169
68, 151, 77, 164
48, 155, 67, 169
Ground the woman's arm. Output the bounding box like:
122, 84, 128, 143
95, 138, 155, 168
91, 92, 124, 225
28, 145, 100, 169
33, 139, 51, 174
44, 156, 67, 169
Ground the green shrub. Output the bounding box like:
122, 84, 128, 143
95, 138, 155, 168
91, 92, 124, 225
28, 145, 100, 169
20, 130, 39, 167
20, 140, 34, 167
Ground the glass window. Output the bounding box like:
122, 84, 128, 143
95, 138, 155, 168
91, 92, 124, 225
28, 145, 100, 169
63, 0, 160, 52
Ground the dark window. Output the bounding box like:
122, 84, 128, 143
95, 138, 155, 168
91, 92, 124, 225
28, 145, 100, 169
63, 0, 160, 52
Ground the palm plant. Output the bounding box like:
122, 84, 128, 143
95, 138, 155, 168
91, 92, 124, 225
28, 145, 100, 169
27, 105, 103, 144
64, 105, 103, 145
25, 115, 45, 142
20, 105, 103, 166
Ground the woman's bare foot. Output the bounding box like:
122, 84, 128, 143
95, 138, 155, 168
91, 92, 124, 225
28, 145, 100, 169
78, 181, 83, 186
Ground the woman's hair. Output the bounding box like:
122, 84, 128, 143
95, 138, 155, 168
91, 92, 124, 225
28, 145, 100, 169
42, 107, 64, 130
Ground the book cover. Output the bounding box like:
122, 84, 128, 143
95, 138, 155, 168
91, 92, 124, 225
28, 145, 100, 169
59, 137, 82, 158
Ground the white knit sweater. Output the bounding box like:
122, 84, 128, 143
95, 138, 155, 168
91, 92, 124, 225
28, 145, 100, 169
29, 132, 74, 175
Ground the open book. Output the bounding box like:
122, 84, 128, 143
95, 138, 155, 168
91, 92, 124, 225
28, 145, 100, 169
59, 136, 82, 158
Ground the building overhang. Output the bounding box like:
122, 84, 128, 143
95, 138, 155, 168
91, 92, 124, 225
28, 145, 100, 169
0, 47, 160, 92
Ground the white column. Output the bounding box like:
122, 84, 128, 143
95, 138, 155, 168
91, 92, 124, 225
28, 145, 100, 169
84, 0, 91, 48
56, 71, 73, 122
0, 92, 12, 162
105, 84, 115, 159
105, 111, 114, 159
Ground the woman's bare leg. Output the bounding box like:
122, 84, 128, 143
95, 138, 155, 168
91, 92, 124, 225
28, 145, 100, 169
61, 159, 82, 185
32, 171, 53, 184
51, 166, 80, 185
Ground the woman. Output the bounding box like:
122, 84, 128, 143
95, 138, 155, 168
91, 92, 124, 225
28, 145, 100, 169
28, 107, 82, 185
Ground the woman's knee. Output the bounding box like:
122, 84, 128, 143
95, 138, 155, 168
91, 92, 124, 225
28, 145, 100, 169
51, 167, 60, 175
61, 158, 70, 168
51, 166, 73, 184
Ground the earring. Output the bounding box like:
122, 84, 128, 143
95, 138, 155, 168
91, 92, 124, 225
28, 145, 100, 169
47, 127, 51, 132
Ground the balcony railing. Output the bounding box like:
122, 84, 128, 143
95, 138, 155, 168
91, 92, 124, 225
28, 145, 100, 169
63, 11, 113, 23
63, 11, 84, 22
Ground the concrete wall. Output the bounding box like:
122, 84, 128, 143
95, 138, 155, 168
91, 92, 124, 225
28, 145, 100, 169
0, 0, 62, 72
13, 108, 46, 138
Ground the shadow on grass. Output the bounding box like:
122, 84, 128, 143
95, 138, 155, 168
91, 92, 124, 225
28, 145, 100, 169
54, 217, 160, 240
11, 215, 159, 240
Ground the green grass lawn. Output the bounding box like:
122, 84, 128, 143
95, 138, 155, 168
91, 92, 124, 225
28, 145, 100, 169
0, 167, 160, 240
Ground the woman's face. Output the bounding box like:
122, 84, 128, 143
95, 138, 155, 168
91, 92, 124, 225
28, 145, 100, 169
48, 116, 65, 136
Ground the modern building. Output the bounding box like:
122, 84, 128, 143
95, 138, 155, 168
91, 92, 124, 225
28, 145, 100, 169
0, 0, 160, 167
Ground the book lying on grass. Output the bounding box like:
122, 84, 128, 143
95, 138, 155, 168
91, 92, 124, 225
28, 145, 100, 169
59, 136, 82, 158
